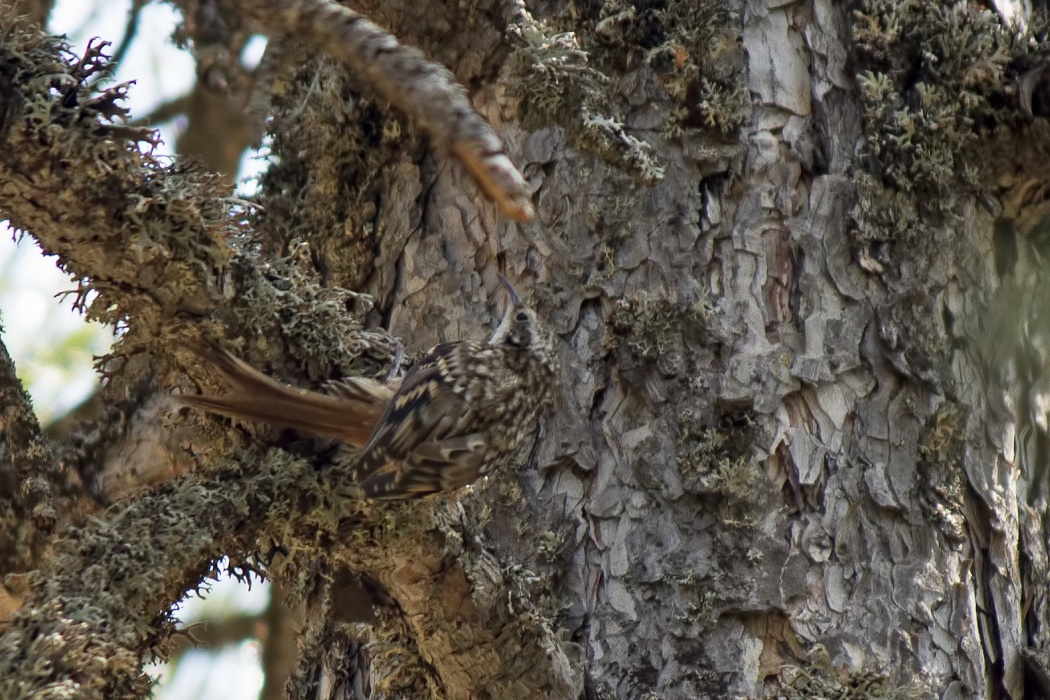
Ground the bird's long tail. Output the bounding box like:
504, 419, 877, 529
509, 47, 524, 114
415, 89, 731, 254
174, 344, 395, 448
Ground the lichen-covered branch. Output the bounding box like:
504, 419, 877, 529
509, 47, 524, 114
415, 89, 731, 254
0, 335, 60, 574
331, 505, 583, 698
231, 0, 535, 221
0, 23, 227, 324
0, 448, 320, 699
0, 16, 578, 698
0, 19, 388, 371
0, 436, 579, 698
5, 0, 53, 25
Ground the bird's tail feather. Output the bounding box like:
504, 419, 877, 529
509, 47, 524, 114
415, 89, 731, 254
174, 344, 394, 448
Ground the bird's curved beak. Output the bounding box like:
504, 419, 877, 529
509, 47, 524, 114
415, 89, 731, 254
489, 273, 521, 344
497, 273, 522, 306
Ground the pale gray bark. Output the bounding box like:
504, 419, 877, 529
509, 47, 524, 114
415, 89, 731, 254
2, 0, 1048, 698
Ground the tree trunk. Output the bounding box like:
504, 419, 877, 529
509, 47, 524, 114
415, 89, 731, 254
2, 0, 1049, 698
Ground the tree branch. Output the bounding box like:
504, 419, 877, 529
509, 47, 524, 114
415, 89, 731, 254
0, 26, 223, 322
128, 93, 191, 127
108, 0, 147, 69
0, 334, 60, 572
232, 0, 535, 221
0, 447, 327, 698
5, 0, 53, 25
0, 16, 578, 698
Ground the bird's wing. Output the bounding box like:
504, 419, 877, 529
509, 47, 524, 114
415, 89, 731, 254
360, 432, 489, 499
353, 342, 491, 498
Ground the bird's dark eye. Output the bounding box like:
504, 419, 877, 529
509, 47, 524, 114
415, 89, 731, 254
516, 311, 529, 322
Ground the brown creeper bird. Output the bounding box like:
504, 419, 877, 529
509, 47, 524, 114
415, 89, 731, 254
177, 276, 557, 499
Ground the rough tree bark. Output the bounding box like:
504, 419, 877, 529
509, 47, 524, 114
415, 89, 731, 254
2, 0, 1050, 698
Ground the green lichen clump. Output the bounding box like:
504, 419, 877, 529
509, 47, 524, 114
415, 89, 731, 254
504, 24, 609, 133
679, 425, 757, 498
649, 0, 749, 136
580, 0, 749, 137
852, 1, 1050, 215
223, 247, 395, 378
778, 644, 924, 699
916, 404, 968, 542
676, 409, 759, 521
504, 17, 666, 183
608, 297, 678, 358
255, 54, 414, 290
917, 404, 966, 472
503, 0, 746, 182
607, 295, 712, 361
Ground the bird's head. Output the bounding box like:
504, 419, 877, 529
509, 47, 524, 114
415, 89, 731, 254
490, 274, 554, 360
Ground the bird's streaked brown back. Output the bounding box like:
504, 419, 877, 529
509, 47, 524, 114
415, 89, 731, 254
352, 286, 557, 499
177, 276, 556, 500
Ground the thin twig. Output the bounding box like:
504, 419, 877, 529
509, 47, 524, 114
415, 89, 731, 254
109, 0, 147, 68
